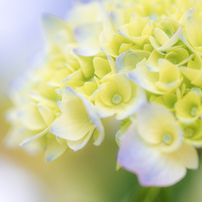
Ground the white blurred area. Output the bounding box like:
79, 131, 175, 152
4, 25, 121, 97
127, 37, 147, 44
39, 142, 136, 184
0, 0, 91, 100
0, 155, 50, 202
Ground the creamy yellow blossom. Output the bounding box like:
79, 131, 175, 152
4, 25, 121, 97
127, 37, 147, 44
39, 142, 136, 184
181, 119, 202, 148
94, 73, 146, 120
175, 91, 202, 124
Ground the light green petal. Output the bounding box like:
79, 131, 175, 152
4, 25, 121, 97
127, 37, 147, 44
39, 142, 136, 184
155, 79, 182, 93
119, 43, 133, 54
107, 54, 116, 74
150, 25, 182, 52
116, 86, 147, 120
115, 121, 132, 146
101, 74, 132, 102
20, 127, 50, 147
146, 50, 164, 72
61, 69, 85, 88
158, 59, 181, 81
5, 126, 37, 148
67, 2, 102, 26
103, 12, 117, 42
52, 104, 93, 141
38, 103, 56, 126
118, 23, 148, 45
136, 103, 183, 152
129, 13, 148, 37
152, 93, 177, 110
173, 141, 198, 169
51, 87, 104, 145
101, 34, 131, 57
129, 59, 163, 94
18, 103, 47, 131
180, 66, 199, 82
71, 52, 94, 79
116, 51, 150, 73
165, 48, 191, 65
66, 126, 95, 151
93, 127, 105, 146
84, 82, 98, 96
178, 7, 195, 27
99, 82, 118, 106
96, 81, 146, 120
29, 93, 57, 109
93, 57, 111, 78
180, 30, 198, 55
185, 16, 202, 47
45, 133, 68, 162
153, 27, 169, 46
23, 136, 47, 155
191, 69, 202, 86
175, 92, 201, 124
182, 120, 202, 148
95, 96, 116, 118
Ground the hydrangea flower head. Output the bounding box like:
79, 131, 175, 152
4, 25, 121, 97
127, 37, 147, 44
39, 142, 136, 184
5, 0, 202, 187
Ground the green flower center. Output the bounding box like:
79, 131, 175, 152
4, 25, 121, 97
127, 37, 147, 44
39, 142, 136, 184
185, 128, 194, 138
112, 94, 122, 105
162, 134, 173, 145
191, 107, 198, 116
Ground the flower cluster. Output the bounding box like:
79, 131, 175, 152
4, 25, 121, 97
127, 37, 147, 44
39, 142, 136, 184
5, 0, 202, 187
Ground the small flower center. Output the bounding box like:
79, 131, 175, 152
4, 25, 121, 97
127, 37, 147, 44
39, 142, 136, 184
191, 107, 198, 116
162, 134, 173, 145
112, 94, 122, 105
169, 58, 177, 64
185, 128, 194, 138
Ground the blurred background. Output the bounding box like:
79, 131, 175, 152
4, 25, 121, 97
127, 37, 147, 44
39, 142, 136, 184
0, 0, 202, 201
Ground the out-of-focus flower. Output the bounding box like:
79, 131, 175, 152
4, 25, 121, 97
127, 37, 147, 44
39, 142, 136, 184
118, 103, 198, 187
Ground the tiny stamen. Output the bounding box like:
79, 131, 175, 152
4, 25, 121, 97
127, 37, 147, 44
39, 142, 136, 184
191, 107, 198, 116
185, 128, 194, 138
162, 134, 173, 145
112, 94, 122, 105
